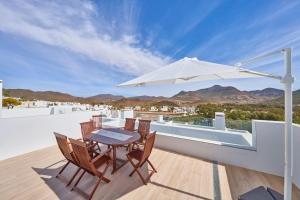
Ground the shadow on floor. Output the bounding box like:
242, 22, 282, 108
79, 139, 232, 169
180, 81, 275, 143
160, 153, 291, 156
32, 152, 150, 199
150, 181, 212, 200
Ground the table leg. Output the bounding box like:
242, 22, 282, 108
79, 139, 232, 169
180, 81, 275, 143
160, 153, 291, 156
112, 146, 116, 174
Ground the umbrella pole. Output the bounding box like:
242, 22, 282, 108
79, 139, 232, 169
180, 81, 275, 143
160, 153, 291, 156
283, 48, 293, 200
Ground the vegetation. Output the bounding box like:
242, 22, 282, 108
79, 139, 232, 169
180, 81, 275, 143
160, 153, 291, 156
3, 90, 10, 97
3, 98, 22, 107
172, 103, 300, 132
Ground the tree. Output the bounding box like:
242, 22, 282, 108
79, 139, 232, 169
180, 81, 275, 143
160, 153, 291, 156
3, 98, 22, 107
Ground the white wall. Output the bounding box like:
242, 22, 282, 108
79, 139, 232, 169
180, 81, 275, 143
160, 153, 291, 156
293, 124, 300, 188
0, 111, 98, 160
0, 80, 2, 118
155, 120, 300, 188
1, 108, 52, 118
1, 115, 299, 188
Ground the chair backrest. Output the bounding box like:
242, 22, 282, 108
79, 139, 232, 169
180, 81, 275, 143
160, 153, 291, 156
80, 121, 94, 139
140, 131, 156, 164
92, 115, 102, 130
137, 119, 151, 140
54, 132, 74, 162
124, 118, 136, 131
69, 138, 96, 174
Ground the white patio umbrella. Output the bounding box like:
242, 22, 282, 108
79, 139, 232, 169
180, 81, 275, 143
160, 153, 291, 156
118, 48, 294, 200
118, 57, 277, 87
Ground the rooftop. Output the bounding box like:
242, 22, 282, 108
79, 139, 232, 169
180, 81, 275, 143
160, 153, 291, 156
1, 145, 299, 200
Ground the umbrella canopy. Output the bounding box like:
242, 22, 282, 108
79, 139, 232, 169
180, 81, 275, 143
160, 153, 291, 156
118, 57, 262, 87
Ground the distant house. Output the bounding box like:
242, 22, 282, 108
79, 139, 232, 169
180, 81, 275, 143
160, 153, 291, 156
173, 107, 186, 114
150, 106, 158, 112
160, 105, 169, 112
186, 106, 196, 114
134, 105, 142, 111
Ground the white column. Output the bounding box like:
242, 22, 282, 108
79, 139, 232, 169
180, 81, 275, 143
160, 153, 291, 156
215, 112, 226, 130
0, 80, 2, 118
158, 115, 164, 122
282, 48, 293, 200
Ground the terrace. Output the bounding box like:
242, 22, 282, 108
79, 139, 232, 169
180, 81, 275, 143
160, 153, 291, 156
1, 145, 300, 200
0, 111, 300, 199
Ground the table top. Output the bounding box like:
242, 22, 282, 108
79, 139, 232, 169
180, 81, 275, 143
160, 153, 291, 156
87, 128, 141, 146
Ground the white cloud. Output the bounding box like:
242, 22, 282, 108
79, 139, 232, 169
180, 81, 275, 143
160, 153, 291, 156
0, 0, 169, 75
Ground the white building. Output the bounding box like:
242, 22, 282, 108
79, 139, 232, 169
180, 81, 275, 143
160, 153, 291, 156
160, 105, 169, 112
150, 106, 158, 112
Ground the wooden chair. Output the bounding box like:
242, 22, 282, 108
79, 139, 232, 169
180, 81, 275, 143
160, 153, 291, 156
126, 131, 157, 184
124, 118, 136, 131
133, 119, 151, 150
137, 119, 151, 141
80, 121, 101, 153
54, 132, 82, 186
69, 138, 111, 200
92, 115, 103, 130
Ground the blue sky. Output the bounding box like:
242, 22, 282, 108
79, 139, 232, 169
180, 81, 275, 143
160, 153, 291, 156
0, 0, 300, 97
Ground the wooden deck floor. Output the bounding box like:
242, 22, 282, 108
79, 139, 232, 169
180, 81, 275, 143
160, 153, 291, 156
0, 146, 299, 200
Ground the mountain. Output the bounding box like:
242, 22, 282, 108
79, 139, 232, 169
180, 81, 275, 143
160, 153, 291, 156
275, 89, 300, 105
128, 95, 167, 101
88, 94, 124, 102
171, 85, 284, 104
248, 88, 284, 98
3, 85, 291, 106
294, 90, 300, 105
3, 89, 84, 102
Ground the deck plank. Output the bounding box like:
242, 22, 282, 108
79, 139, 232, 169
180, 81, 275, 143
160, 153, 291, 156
0, 146, 299, 200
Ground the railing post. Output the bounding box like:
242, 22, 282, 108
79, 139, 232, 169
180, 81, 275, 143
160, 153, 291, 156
215, 112, 226, 130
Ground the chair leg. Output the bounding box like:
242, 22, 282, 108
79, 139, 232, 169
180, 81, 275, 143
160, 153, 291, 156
127, 156, 138, 176
56, 161, 70, 177
88, 162, 110, 200
97, 143, 101, 152
127, 157, 155, 185
89, 178, 102, 200
71, 170, 85, 190
67, 168, 81, 186
129, 167, 138, 177
147, 159, 157, 173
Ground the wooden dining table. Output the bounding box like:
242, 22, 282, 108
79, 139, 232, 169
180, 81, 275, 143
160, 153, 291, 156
86, 128, 141, 174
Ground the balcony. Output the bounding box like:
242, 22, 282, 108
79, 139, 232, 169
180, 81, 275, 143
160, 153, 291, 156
0, 111, 300, 199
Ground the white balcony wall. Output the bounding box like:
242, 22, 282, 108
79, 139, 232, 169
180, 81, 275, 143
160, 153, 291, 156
1, 108, 52, 118
155, 120, 300, 188
0, 114, 299, 188
0, 111, 98, 160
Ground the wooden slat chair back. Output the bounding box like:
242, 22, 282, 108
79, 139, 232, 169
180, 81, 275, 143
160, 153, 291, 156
53, 132, 82, 186
127, 131, 157, 184
124, 118, 136, 131
137, 119, 151, 141
92, 115, 102, 130
80, 121, 102, 153
69, 138, 97, 174
80, 121, 94, 140
54, 132, 74, 162
140, 131, 156, 165
69, 138, 111, 200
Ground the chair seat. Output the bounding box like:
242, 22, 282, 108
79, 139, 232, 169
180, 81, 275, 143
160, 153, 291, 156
239, 186, 274, 200
127, 149, 143, 161
267, 187, 284, 200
